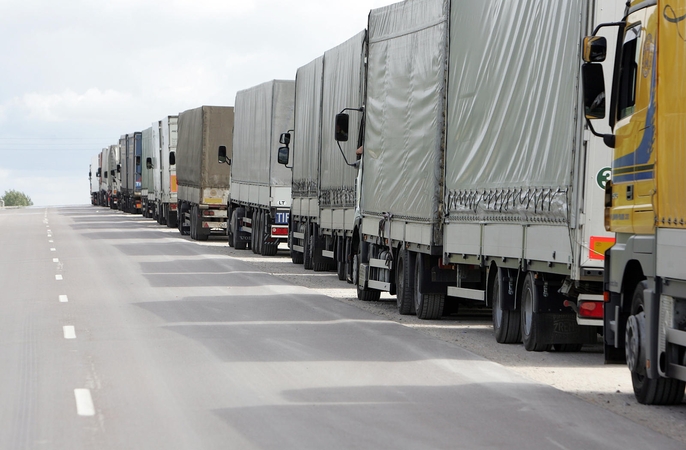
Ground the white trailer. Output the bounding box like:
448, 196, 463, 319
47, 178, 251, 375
336, 0, 618, 351
228, 80, 295, 255
89, 154, 99, 205
151, 116, 179, 227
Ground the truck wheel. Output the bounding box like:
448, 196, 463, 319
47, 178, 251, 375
194, 206, 208, 241
345, 237, 353, 284
414, 253, 444, 320
521, 272, 552, 352
396, 249, 415, 315
190, 205, 197, 239
492, 268, 521, 344
303, 224, 313, 270
626, 281, 685, 405
312, 227, 329, 272
232, 209, 248, 250
336, 237, 346, 280
250, 211, 259, 254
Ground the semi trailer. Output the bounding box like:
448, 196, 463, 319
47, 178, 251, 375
334, 0, 618, 351
228, 80, 295, 255
151, 116, 179, 227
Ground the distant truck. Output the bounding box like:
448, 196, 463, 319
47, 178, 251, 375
89, 154, 100, 205
118, 131, 142, 213
150, 116, 179, 227
283, 32, 365, 275
176, 106, 234, 240
581, 0, 686, 404
141, 127, 155, 218
228, 80, 295, 255
99, 147, 109, 206
107, 144, 121, 210
333, 0, 617, 351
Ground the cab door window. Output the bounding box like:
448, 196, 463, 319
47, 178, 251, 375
617, 24, 642, 121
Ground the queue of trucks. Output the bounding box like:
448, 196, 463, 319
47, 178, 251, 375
88, 0, 686, 405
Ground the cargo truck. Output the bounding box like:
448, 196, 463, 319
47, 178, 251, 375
119, 131, 142, 213
89, 154, 99, 205
141, 126, 155, 218
99, 147, 110, 206
176, 106, 233, 241
581, 0, 686, 404
282, 33, 366, 275
334, 0, 618, 351
228, 80, 295, 255
107, 144, 120, 209
151, 116, 178, 227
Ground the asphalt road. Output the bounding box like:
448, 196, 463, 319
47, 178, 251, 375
0, 205, 683, 449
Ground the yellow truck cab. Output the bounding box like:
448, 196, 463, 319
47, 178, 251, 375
582, 0, 686, 404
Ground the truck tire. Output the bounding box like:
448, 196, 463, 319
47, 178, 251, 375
521, 272, 552, 352
414, 253, 444, 320
492, 268, 521, 344
260, 212, 278, 256
194, 205, 208, 241
312, 229, 330, 272
291, 229, 304, 263
232, 208, 248, 250
345, 237, 353, 284
396, 249, 415, 315
336, 237, 346, 281
627, 281, 686, 405
251, 211, 259, 254
190, 205, 197, 240
303, 224, 313, 270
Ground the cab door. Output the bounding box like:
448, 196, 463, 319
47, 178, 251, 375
610, 6, 658, 234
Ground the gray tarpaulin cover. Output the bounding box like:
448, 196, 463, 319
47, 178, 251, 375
232, 80, 296, 187
176, 106, 233, 190
446, 0, 582, 223
363, 0, 449, 222
292, 58, 323, 199
320, 30, 366, 209
141, 127, 153, 191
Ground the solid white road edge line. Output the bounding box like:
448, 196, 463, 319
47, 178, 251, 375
55, 275, 63, 281
74, 389, 95, 416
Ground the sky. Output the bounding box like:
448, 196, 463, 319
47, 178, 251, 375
0, 0, 397, 207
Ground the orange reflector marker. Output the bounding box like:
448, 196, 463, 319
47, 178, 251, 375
589, 236, 615, 260
579, 301, 604, 319
604, 291, 610, 302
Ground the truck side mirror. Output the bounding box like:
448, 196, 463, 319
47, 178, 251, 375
169, 152, 176, 166
277, 146, 290, 166
583, 36, 607, 63
279, 133, 291, 146
218, 145, 230, 164
104, 171, 108, 178
117, 164, 121, 173
111, 169, 115, 176
96, 169, 101, 177
146, 157, 153, 170
335, 114, 349, 142
581, 63, 606, 120
135, 156, 141, 166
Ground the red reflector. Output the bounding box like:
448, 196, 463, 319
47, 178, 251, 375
579, 301, 604, 319
202, 210, 215, 216
603, 291, 610, 302
171, 204, 177, 210
271, 227, 288, 236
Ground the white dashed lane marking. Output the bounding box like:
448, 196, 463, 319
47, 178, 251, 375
74, 389, 95, 416
63, 326, 76, 339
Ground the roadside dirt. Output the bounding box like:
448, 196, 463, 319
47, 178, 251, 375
170, 229, 686, 444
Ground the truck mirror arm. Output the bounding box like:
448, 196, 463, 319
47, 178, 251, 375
585, 118, 615, 148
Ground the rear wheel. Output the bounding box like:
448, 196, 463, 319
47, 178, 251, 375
627, 281, 685, 405
336, 237, 346, 280
396, 249, 415, 315
521, 273, 551, 352
303, 224, 313, 270
414, 253, 444, 320
492, 268, 521, 344
290, 224, 304, 264
232, 208, 248, 250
